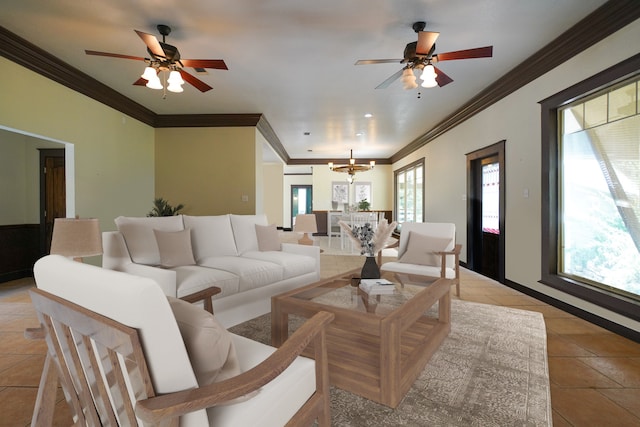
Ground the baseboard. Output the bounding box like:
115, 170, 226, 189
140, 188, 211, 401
0, 269, 33, 284
460, 262, 640, 343
503, 278, 640, 343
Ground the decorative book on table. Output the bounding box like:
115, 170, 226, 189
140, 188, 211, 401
359, 278, 395, 295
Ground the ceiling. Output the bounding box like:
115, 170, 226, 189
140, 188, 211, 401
0, 0, 610, 164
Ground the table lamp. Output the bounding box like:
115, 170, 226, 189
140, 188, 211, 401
294, 214, 318, 246
50, 217, 102, 262
26, 217, 102, 340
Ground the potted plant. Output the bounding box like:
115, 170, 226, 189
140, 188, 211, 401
147, 198, 184, 217
358, 198, 371, 211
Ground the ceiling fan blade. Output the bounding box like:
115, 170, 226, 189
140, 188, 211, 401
355, 59, 402, 65
179, 69, 213, 92
416, 31, 439, 55
180, 59, 228, 70
375, 68, 404, 89
85, 50, 145, 61
134, 29, 165, 58
133, 77, 148, 86
436, 46, 493, 61
433, 66, 453, 87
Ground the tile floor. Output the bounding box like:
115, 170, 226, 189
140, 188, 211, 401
1, 247, 639, 426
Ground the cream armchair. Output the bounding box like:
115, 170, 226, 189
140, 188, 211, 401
380, 222, 462, 296
30, 255, 333, 426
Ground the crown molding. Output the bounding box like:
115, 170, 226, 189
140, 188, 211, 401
256, 115, 290, 164
391, 0, 640, 163
154, 113, 262, 128
0, 26, 157, 127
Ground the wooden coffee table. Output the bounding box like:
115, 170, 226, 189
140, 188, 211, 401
271, 269, 451, 408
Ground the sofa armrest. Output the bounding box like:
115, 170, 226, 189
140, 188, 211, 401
102, 231, 178, 297
121, 263, 178, 297
101, 231, 133, 270
281, 243, 321, 279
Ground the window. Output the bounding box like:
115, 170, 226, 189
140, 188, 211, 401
394, 159, 424, 226
541, 53, 640, 321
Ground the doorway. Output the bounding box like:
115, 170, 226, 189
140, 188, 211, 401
39, 149, 66, 256
466, 141, 505, 283
291, 185, 312, 230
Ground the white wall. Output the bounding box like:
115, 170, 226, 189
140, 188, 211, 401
393, 19, 640, 331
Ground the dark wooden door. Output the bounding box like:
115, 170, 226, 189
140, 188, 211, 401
466, 141, 505, 283
40, 149, 65, 255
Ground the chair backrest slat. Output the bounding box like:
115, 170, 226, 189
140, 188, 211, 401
41, 314, 90, 425
31, 288, 155, 427
79, 335, 120, 426
57, 319, 105, 426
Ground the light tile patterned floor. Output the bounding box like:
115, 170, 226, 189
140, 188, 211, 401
1, 242, 639, 426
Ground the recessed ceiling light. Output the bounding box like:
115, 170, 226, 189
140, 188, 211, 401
364, 113, 373, 118
356, 132, 363, 136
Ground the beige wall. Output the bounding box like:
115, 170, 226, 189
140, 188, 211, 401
0, 57, 155, 237
263, 163, 284, 225
0, 131, 64, 225
392, 20, 640, 332
154, 127, 257, 215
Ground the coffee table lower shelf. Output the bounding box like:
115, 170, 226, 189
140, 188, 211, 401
271, 272, 452, 408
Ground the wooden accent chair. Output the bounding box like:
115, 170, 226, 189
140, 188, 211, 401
30, 255, 334, 426
380, 222, 462, 296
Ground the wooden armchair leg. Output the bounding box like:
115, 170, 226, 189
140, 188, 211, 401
179, 286, 221, 314
31, 354, 59, 427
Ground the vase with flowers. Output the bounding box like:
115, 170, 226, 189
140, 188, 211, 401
339, 219, 397, 279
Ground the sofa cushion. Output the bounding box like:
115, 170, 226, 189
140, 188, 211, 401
183, 215, 238, 260
398, 232, 452, 267
381, 261, 457, 279
168, 297, 241, 386
115, 215, 184, 265
172, 265, 240, 299
230, 214, 268, 254
242, 252, 315, 280
154, 229, 196, 268
255, 224, 281, 252
208, 334, 316, 426
199, 256, 283, 292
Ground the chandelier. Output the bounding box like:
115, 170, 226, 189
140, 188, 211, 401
328, 149, 375, 184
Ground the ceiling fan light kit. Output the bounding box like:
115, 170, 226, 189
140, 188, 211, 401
401, 68, 418, 90
356, 21, 493, 91
85, 24, 228, 96
420, 64, 438, 88
329, 150, 375, 184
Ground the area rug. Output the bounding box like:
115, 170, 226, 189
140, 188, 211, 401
229, 299, 552, 426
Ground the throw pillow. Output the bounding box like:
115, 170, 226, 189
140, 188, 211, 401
153, 229, 196, 268
167, 297, 242, 386
255, 224, 281, 251
398, 232, 453, 267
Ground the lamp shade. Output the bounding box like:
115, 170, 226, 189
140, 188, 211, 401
50, 218, 102, 258
294, 214, 317, 246
294, 214, 318, 233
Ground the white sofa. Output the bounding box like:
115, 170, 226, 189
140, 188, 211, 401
102, 214, 320, 327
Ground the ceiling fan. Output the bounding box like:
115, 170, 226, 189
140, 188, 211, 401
356, 21, 492, 90
85, 24, 227, 93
